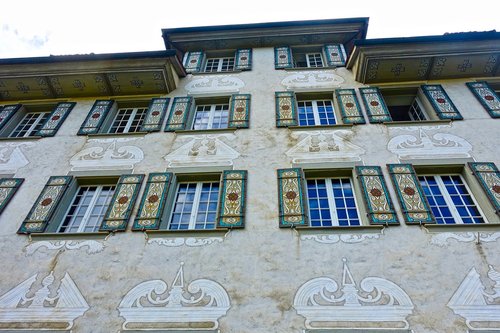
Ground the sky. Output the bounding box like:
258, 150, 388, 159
1, 0, 499, 59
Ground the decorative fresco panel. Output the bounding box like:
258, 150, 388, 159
323, 44, 346, 67
140, 97, 170, 132
37, 102, 76, 137
421, 84, 463, 120
466, 81, 500, 118
0, 104, 22, 131
235, 48, 252, 70
274, 46, 293, 69
359, 87, 392, 123
277, 168, 307, 227
77, 100, 114, 135
0, 178, 23, 215
387, 164, 434, 224
469, 162, 500, 214
228, 94, 250, 128
335, 89, 365, 124
275, 91, 297, 127
133, 173, 173, 230
164, 97, 193, 131
218, 170, 247, 228
183, 51, 205, 73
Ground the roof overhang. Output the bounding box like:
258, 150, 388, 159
162, 18, 369, 54
0, 51, 186, 102
347, 31, 500, 84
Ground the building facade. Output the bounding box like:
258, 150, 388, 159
0, 18, 499, 332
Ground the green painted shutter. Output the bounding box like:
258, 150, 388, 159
77, 100, 114, 135
37, 102, 76, 137
275, 91, 297, 127
140, 98, 170, 132
0, 178, 23, 215
133, 173, 173, 230
421, 84, 462, 120
218, 170, 247, 228
466, 82, 500, 118
184, 51, 205, 73
228, 94, 250, 128
164, 97, 193, 131
100, 174, 144, 232
355, 166, 398, 225
277, 168, 307, 227
359, 87, 392, 123
0, 104, 22, 131
468, 162, 500, 215
275, 46, 293, 69
335, 89, 366, 124
235, 49, 252, 71
387, 164, 435, 224
18, 176, 73, 234
323, 44, 346, 67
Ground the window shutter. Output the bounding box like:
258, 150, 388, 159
164, 97, 193, 132
335, 89, 366, 124
100, 174, 144, 232
0, 104, 22, 131
359, 87, 392, 123
140, 98, 170, 132
468, 162, 500, 214
355, 166, 398, 224
228, 94, 250, 128
133, 173, 173, 231
217, 170, 247, 229
235, 49, 252, 71
275, 91, 297, 127
18, 176, 73, 234
323, 44, 346, 67
37, 102, 76, 137
0, 178, 23, 215
77, 100, 114, 135
277, 168, 307, 227
421, 84, 462, 120
387, 164, 435, 224
466, 82, 500, 118
183, 51, 205, 73
275, 46, 293, 69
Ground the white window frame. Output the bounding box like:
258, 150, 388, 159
168, 182, 219, 230
58, 185, 116, 233
192, 103, 229, 130
408, 97, 429, 121
108, 107, 147, 134
306, 177, 361, 227
421, 174, 486, 224
9, 111, 50, 138
297, 99, 336, 126
306, 53, 324, 68
204, 57, 235, 72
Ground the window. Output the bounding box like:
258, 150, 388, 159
307, 178, 360, 227
169, 181, 220, 230
0, 102, 75, 138
78, 98, 170, 135
204, 57, 235, 72
380, 88, 429, 121
419, 175, 485, 224
58, 184, 116, 233
183, 49, 252, 73
275, 44, 346, 69
193, 102, 230, 130
297, 99, 336, 126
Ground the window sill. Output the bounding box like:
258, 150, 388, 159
288, 124, 354, 131
0, 136, 41, 141
295, 225, 384, 235
383, 119, 452, 127
424, 223, 500, 233
190, 70, 243, 75
87, 132, 149, 138
145, 229, 229, 239
29, 232, 110, 241
283, 66, 340, 71
174, 128, 237, 135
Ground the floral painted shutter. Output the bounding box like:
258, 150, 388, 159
275, 46, 293, 69
0, 178, 23, 215
335, 89, 366, 124
77, 100, 114, 135
100, 174, 144, 232
355, 166, 398, 224
164, 97, 193, 131
468, 162, 500, 214
421, 85, 463, 120
323, 44, 346, 67
228, 94, 250, 128
275, 92, 297, 127
235, 49, 252, 71
183, 51, 205, 73
133, 173, 173, 230
0, 104, 22, 131
37, 102, 76, 137
140, 98, 170, 132
277, 168, 307, 227
18, 176, 73, 234
466, 82, 500, 118
387, 164, 435, 224
359, 87, 392, 123
218, 170, 247, 228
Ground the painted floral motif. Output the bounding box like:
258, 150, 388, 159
279, 169, 305, 225
219, 171, 246, 227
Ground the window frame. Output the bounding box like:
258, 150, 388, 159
192, 102, 230, 130
204, 57, 235, 73
107, 106, 148, 134
8, 111, 51, 138
297, 98, 337, 126
99, 100, 150, 134
379, 87, 435, 122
